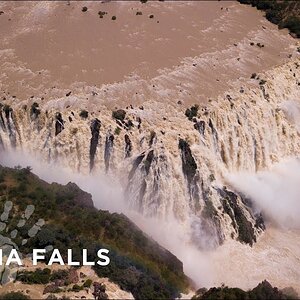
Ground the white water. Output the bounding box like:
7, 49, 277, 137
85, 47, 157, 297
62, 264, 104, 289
0, 55, 300, 293
1, 150, 300, 293
227, 158, 300, 229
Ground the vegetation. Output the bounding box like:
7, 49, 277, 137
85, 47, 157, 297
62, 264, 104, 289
17, 268, 51, 284
16, 268, 76, 286
251, 73, 257, 79
0, 292, 30, 300
112, 109, 126, 122
192, 280, 297, 299
98, 11, 107, 18
83, 279, 93, 288
79, 110, 88, 119
238, 0, 300, 38
114, 127, 121, 135
0, 165, 188, 299
185, 104, 199, 121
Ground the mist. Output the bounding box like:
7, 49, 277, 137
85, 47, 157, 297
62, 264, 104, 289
0, 149, 215, 288
226, 157, 300, 229
0, 149, 126, 213
2, 149, 300, 291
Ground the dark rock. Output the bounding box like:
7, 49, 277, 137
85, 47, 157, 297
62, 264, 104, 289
89, 118, 101, 171
65, 268, 79, 285
178, 139, 201, 205
218, 187, 257, 245
128, 153, 145, 181
149, 131, 156, 146
124, 134, 132, 158
55, 112, 64, 136
30, 102, 41, 119
136, 116, 142, 129
144, 150, 154, 175
194, 120, 205, 135
104, 133, 114, 172
178, 139, 197, 185
93, 282, 108, 300
43, 284, 61, 294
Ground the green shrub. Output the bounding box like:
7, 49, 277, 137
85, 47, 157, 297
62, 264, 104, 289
79, 110, 88, 119
112, 109, 126, 121
50, 269, 69, 281
83, 279, 93, 288
72, 284, 84, 292
0, 292, 30, 300
17, 268, 51, 284
281, 16, 300, 38
185, 104, 199, 121
114, 127, 121, 135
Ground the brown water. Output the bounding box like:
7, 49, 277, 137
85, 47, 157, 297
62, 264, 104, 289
0, 1, 298, 108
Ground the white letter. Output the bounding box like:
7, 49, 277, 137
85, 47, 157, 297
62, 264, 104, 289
6, 249, 22, 266
33, 249, 46, 265
48, 249, 65, 265
67, 249, 80, 266
82, 249, 94, 266
97, 249, 110, 266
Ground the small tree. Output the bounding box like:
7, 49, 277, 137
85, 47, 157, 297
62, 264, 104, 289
112, 109, 126, 121
79, 110, 89, 119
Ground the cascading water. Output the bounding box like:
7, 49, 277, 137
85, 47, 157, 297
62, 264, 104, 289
1, 58, 299, 252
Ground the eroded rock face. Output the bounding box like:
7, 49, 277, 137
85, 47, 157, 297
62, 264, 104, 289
55, 112, 64, 136
217, 187, 261, 245
90, 118, 101, 172
194, 120, 205, 136
124, 134, 132, 158
104, 132, 114, 172
179, 139, 201, 205
93, 282, 108, 300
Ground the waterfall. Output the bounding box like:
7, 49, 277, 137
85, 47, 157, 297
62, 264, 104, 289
0, 58, 299, 249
